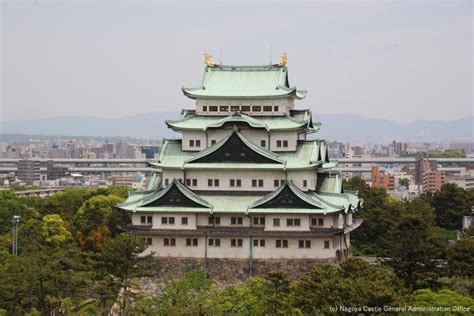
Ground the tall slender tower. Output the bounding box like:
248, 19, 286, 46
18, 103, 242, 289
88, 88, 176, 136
118, 55, 362, 280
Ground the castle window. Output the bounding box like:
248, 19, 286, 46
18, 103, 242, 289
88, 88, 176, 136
147, 216, 152, 224
196, 140, 201, 147
276, 140, 282, 148
231, 217, 243, 225
230, 179, 235, 187
274, 106, 279, 112
299, 240, 311, 249
236, 179, 241, 187
161, 217, 175, 225
252, 179, 257, 187
186, 179, 191, 186
214, 179, 219, 187
241, 106, 250, 112
274, 179, 280, 187
231, 239, 243, 247
146, 238, 152, 245
192, 179, 197, 186
164, 238, 176, 246
303, 180, 307, 187
189, 140, 195, 147
209, 238, 221, 247
276, 240, 288, 248
258, 179, 264, 187
253, 239, 266, 247
220, 106, 229, 111
324, 240, 330, 249
203, 106, 207, 112
165, 179, 169, 186
253, 217, 265, 225
283, 140, 288, 147
273, 218, 280, 226
252, 106, 261, 112
209, 106, 218, 112
208, 216, 220, 225
287, 218, 301, 226
231, 106, 239, 111
181, 217, 188, 225
261, 140, 266, 147
318, 218, 324, 226
186, 238, 198, 247
263, 106, 272, 112
208, 179, 213, 187
211, 140, 216, 145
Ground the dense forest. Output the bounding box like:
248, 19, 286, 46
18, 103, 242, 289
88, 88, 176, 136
0, 181, 473, 315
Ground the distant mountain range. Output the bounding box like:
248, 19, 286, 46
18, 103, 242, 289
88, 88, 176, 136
1, 112, 472, 142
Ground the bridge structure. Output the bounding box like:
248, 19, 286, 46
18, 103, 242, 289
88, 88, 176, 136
0, 157, 472, 175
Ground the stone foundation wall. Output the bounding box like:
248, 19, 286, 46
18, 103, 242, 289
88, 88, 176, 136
140, 257, 339, 293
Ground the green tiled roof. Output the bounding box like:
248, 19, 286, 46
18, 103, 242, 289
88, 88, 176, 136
118, 183, 361, 215
250, 180, 324, 209
182, 65, 307, 99
148, 137, 329, 171
117, 179, 211, 211
166, 110, 319, 132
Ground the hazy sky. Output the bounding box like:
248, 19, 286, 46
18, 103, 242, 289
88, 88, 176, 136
1, 0, 472, 124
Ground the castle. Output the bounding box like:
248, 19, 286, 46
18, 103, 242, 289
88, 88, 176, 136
118, 54, 362, 280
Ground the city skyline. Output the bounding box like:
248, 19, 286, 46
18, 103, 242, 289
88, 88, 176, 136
2, 1, 472, 124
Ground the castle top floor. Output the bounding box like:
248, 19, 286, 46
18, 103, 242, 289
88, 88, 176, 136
182, 57, 307, 116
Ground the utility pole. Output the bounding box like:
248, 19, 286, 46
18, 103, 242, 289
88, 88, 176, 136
11, 215, 20, 256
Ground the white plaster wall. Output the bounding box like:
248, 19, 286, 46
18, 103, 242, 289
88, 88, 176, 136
151, 213, 197, 230
182, 130, 207, 151
132, 213, 153, 226
162, 170, 184, 186
144, 236, 206, 258
287, 170, 317, 191
195, 98, 293, 116
309, 214, 333, 228
206, 129, 232, 147
207, 237, 250, 258
185, 169, 286, 192
196, 213, 211, 226
252, 237, 337, 259
141, 236, 338, 259
269, 130, 298, 151
264, 214, 310, 231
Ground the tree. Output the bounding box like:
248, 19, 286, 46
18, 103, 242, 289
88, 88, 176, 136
206, 277, 265, 315
344, 177, 403, 256
262, 271, 299, 316
399, 178, 409, 189
94, 233, 157, 313
41, 214, 72, 248
385, 198, 442, 289
411, 289, 474, 310
292, 259, 408, 314
74, 195, 128, 251
424, 183, 474, 229
447, 237, 474, 278
156, 269, 213, 315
